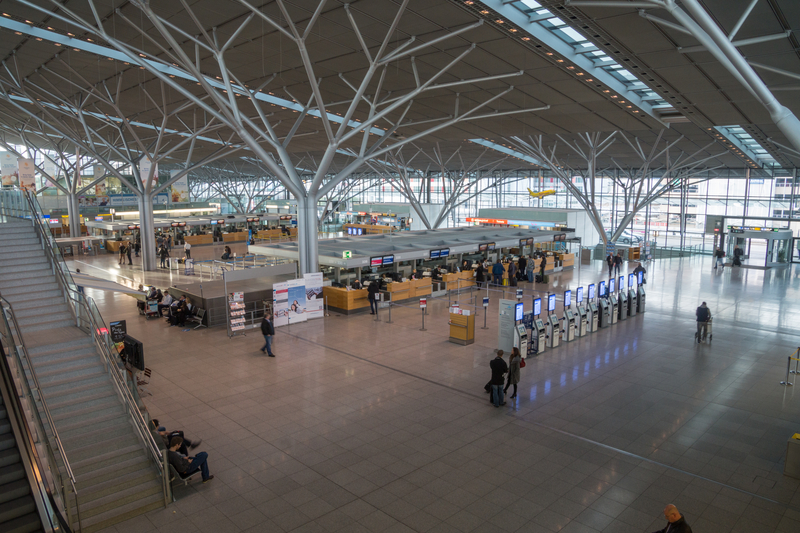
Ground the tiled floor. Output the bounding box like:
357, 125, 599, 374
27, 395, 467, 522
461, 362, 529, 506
66, 252, 800, 532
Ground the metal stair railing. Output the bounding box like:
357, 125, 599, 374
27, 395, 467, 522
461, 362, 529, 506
0, 188, 169, 506
0, 296, 80, 532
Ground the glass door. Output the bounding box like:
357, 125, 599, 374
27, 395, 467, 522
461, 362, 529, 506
792, 238, 800, 264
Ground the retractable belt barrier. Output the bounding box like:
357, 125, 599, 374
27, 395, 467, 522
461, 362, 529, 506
779, 347, 800, 386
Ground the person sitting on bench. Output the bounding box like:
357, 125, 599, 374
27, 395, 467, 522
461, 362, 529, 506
154, 420, 201, 455
168, 437, 214, 483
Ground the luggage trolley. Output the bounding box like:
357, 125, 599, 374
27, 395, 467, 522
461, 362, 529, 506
694, 317, 712, 343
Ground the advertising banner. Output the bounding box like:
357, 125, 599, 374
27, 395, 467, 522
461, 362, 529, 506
138, 157, 158, 187
0, 152, 18, 187
286, 278, 308, 323
94, 166, 108, 204
18, 159, 36, 191
303, 273, 324, 319
228, 292, 246, 333
170, 170, 189, 203
42, 158, 58, 188
272, 281, 289, 327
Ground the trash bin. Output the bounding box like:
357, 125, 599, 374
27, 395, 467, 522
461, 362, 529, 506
785, 433, 800, 479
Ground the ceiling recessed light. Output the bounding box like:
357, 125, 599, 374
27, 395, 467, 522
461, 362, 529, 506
495, 19, 504, 24
522, 37, 530, 41
480, 10, 489, 14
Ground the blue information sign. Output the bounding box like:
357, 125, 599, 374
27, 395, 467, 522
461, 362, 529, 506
483, 297, 489, 307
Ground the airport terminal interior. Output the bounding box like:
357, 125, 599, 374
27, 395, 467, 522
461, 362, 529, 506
1, 1, 800, 533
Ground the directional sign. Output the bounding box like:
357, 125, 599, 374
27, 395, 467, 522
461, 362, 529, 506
483, 297, 489, 307
419, 298, 427, 309
516, 289, 523, 300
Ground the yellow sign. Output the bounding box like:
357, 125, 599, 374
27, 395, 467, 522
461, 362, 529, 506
342, 251, 352, 259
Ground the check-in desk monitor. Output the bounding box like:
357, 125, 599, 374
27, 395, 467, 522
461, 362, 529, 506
546, 294, 560, 348
628, 274, 638, 316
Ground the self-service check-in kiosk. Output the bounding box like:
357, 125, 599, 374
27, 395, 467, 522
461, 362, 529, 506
628, 273, 638, 316
575, 287, 588, 337
608, 279, 619, 325
637, 271, 646, 313
617, 276, 628, 321
598, 281, 611, 328
546, 294, 560, 348
514, 324, 528, 356
532, 298, 546, 354
561, 290, 576, 342
587, 284, 599, 333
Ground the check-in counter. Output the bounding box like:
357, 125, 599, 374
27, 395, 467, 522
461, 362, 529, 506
322, 286, 370, 314
449, 312, 475, 345
222, 232, 248, 242
184, 234, 214, 246
443, 271, 476, 290
343, 223, 397, 235
410, 278, 431, 298
386, 281, 411, 301
559, 253, 575, 270
104, 239, 130, 253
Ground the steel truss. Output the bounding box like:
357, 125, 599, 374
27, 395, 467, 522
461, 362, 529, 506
0, 63, 241, 269
507, 131, 727, 245
27, 0, 550, 273
566, 0, 800, 153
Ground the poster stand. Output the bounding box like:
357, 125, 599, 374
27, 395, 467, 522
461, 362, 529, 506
227, 292, 246, 337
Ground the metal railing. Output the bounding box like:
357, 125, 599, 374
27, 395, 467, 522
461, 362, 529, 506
194, 255, 293, 281
0, 296, 79, 532
1, 189, 168, 505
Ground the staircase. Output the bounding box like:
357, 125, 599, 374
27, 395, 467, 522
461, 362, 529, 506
0, 218, 163, 532
0, 391, 42, 533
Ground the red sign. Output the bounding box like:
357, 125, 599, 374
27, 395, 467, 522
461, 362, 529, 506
419, 298, 427, 309
466, 217, 508, 225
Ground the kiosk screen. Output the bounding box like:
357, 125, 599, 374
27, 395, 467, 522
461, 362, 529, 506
564, 290, 571, 308
638, 271, 643, 285
629, 273, 635, 289
515, 302, 524, 322
547, 294, 556, 312
588, 283, 595, 300
576, 287, 583, 303
609, 279, 615, 293
599, 281, 606, 297
619, 276, 625, 290
533, 298, 541, 316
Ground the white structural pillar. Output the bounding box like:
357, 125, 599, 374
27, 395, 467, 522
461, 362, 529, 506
137, 195, 157, 272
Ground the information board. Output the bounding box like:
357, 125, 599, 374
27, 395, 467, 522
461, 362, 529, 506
533, 298, 541, 316
547, 293, 556, 312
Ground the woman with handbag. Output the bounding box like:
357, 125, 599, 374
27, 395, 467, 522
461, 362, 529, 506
504, 347, 522, 399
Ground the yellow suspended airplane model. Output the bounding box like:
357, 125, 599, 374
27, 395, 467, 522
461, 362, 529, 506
527, 188, 556, 199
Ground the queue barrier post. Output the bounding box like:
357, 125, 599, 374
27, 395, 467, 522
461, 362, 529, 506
420, 307, 427, 331
386, 299, 393, 324
791, 348, 800, 375
780, 354, 796, 386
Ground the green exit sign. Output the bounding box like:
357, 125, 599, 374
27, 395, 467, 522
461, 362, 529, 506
342, 251, 352, 259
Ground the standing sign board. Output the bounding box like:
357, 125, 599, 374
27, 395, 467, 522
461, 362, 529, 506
303, 273, 324, 319
419, 298, 427, 309
228, 292, 246, 335
498, 299, 517, 353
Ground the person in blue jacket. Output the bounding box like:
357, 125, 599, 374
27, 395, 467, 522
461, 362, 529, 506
492, 259, 505, 287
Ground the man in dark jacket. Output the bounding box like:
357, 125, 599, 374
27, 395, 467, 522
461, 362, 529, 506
733, 245, 744, 266
489, 351, 508, 408
606, 253, 614, 277
714, 247, 725, 269
695, 302, 710, 343
168, 437, 214, 483
651, 504, 692, 533
367, 281, 379, 314
614, 252, 622, 276
492, 259, 505, 287
260, 312, 275, 357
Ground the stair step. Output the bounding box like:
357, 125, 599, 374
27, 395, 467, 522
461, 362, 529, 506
0, 479, 32, 506
0, 447, 21, 469
0, 496, 36, 526
0, 434, 14, 453
27, 336, 93, 357
51, 403, 124, 428
75, 491, 162, 533
0, 226, 36, 235
10, 303, 69, 321
78, 467, 157, 503
27, 350, 99, 376
16, 315, 74, 332
0, 282, 60, 297
33, 361, 104, 385
0, 462, 26, 486
53, 409, 126, 440
0, 241, 42, 251
0, 275, 58, 290
77, 478, 161, 520
73, 447, 149, 483
2, 511, 42, 533
38, 374, 110, 400
3, 294, 68, 311
64, 436, 140, 466
45, 387, 116, 416
59, 415, 131, 445
0, 251, 48, 264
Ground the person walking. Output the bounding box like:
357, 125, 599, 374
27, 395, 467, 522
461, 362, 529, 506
492, 259, 504, 287
159, 245, 170, 269
525, 256, 534, 283
126, 240, 133, 265
651, 504, 692, 533
614, 252, 622, 276
475, 262, 486, 288
118, 242, 126, 266
504, 347, 522, 399
134, 237, 141, 258
733, 245, 744, 267
518, 256, 527, 281
695, 302, 711, 343
367, 280, 379, 315
508, 260, 518, 287
260, 312, 275, 357
489, 351, 508, 408
606, 253, 614, 277
167, 234, 172, 251
713, 247, 724, 269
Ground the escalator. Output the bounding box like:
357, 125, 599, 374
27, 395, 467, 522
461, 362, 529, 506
0, 334, 69, 533
0, 387, 41, 533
